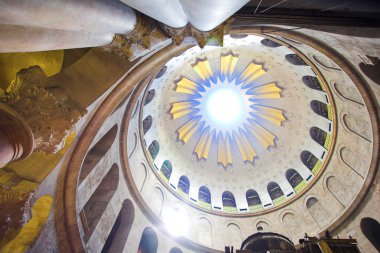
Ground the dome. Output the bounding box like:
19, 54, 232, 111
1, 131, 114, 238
1, 4, 379, 253
139, 35, 336, 214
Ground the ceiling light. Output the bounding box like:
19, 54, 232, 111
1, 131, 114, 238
206, 87, 243, 125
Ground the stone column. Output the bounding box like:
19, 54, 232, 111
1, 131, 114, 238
0, 0, 136, 34
0, 103, 33, 168
0, 0, 137, 53
0, 66, 86, 167
0, 25, 115, 53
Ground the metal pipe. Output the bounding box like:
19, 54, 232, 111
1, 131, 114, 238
0, 0, 136, 34
0, 25, 114, 53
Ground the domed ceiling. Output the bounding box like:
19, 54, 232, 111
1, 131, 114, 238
140, 35, 335, 214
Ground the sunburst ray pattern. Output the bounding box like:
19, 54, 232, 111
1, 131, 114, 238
170, 51, 285, 167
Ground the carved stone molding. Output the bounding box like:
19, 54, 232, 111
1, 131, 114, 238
105, 14, 169, 61
161, 19, 232, 48
1, 66, 86, 155
105, 15, 232, 60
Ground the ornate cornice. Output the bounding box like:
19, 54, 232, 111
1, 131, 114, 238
105, 14, 169, 61
161, 19, 232, 48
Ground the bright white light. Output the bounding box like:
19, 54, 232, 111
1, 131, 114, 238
206, 88, 243, 124
162, 206, 189, 236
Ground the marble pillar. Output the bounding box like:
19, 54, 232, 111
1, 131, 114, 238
0, 103, 34, 168
0, 0, 136, 34
0, 25, 115, 53
0, 0, 137, 53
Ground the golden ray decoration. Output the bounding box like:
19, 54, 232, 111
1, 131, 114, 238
220, 51, 239, 80
170, 101, 199, 119
240, 62, 266, 86
178, 116, 203, 143
245, 119, 276, 148
192, 58, 214, 82
194, 127, 215, 159
248, 82, 282, 99
175, 77, 202, 95
233, 129, 257, 162
250, 104, 285, 126
217, 133, 232, 167
170, 52, 286, 167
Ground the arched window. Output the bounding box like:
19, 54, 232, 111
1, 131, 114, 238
246, 189, 262, 211
285, 54, 308, 66
198, 186, 211, 209
148, 140, 159, 161
267, 182, 285, 205
310, 100, 331, 120
79, 125, 117, 184
137, 227, 158, 253
144, 89, 155, 106
177, 175, 190, 198
143, 115, 153, 134
301, 150, 321, 174
101, 199, 134, 253
222, 191, 237, 212
261, 38, 281, 48
169, 247, 183, 253
159, 160, 172, 182
155, 66, 167, 79
286, 169, 306, 193
361, 218, 380, 251
302, 76, 323, 91
310, 126, 331, 149
80, 164, 119, 242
